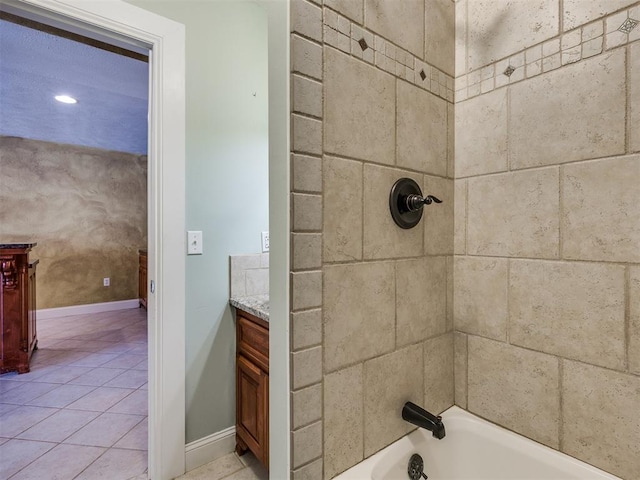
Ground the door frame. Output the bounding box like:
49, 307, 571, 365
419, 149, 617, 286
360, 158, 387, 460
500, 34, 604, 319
1, 0, 187, 478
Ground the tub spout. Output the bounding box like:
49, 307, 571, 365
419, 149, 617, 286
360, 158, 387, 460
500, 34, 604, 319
402, 402, 446, 439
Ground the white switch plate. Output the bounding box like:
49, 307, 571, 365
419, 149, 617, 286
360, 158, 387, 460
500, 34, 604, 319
261, 231, 269, 253
187, 231, 203, 255
103, 277, 110, 287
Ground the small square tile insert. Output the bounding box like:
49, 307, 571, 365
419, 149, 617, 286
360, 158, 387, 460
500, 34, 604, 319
503, 65, 516, 77
618, 18, 638, 34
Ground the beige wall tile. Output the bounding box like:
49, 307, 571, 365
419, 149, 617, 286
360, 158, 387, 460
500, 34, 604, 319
324, 47, 395, 164
292, 154, 322, 193
455, 89, 507, 177
292, 75, 323, 118
364, 0, 424, 57
563, 0, 638, 31
293, 459, 323, 480
396, 257, 447, 347
292, 421, 323, 468
455, 0, 467, 76
423, 175, 454, 255
292, 309, 322, 351
510, 260, 626, 370
423, 333, 454, 415
453, 256, 508, 341
292, 271, 322, 311
447, 103, 454, 178
453, 332, 467, 409
325, 0, 363, 23
293, 193, 322, 232
562, 361, 640, 479
363, 165, 423, 259
446, 255, 453, 331
510, 50, 625, 170
292, 35, 323, 80
324, 262, 395, 372
323, 156, 363, 262
292, 233, 322, 271
293, 114, 322, 156
467, 168, 559, 258
292, 384, 322, 429
363, 344, 424, 456
468, 336, 560, 448
631, 44, 640, 153
291, 0, 323, 41
397, 81, 448, 176
292, 346, 323, 389
562, 155, 640, 263
425, 0, 455, 75
630, 267, 640, 375
324, 364, 363, 479
467, 0, 558, 71
245, 268, 269, 296
454, 180, 466, 254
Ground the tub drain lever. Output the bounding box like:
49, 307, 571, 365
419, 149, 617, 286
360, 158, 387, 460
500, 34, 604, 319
408, 453, 428, 480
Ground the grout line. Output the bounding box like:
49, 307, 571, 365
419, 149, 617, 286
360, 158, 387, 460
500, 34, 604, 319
558, 357, 564, 451
506, 259, 511, 345
558, 166, 564, 259
625, 44, 630, 154
625, 266, 631, 372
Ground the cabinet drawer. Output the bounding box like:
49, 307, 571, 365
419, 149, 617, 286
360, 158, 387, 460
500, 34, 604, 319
237, 315, 269, 372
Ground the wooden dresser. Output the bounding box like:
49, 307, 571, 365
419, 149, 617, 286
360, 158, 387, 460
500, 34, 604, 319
0, 243, 38, 374
235, 307, 269, 469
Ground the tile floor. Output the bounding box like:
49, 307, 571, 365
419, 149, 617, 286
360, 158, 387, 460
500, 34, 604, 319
175, 451, 268, 480
0, 308, 148, 480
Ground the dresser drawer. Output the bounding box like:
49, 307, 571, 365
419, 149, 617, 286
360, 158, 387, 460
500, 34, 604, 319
237, 314, 269, 372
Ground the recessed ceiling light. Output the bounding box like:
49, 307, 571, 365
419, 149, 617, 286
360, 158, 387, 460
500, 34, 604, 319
55, 95, 77, 104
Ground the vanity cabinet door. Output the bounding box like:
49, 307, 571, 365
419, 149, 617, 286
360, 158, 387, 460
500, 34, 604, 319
236, 354, 269, 467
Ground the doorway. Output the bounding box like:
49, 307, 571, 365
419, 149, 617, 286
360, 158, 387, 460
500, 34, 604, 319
0, 0, 186, 478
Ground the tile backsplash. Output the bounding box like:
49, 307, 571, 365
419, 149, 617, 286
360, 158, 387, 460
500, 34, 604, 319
229, 254, 269, 297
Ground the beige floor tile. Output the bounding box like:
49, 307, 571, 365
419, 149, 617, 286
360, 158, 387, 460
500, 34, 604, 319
104, 369, 147, 389
26, 384, 97, 408
0, 382, 59, 405
0, 438, 56, 479
0, 406, 58, 437
114, 417, 147, 450
67, 367, 127, 387
0, 378, 22, 393
101, 354, 146, 369
17, 409, 99, 443
9, 443, 105, 480
108, 390, 147, 415
0, 403, 19, 416
75, 448, 148, 480
68, 353, 121, 368
178, 452, 244, 480
66, 386, 135, 412
64, 412, 144, 448
30, 366, 93, 384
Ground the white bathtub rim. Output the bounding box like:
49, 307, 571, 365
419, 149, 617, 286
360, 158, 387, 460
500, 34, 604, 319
333, 406, 622, 480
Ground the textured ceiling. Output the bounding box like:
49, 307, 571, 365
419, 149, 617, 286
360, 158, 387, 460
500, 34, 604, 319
0, 19, 149, 154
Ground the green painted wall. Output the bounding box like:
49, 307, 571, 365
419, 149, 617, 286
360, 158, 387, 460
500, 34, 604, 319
125, 0, 269, 443
0, 136, 147, 309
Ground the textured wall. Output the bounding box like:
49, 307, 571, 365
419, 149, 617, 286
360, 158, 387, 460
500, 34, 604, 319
0, 136, 147, 309
454, 1, 640, 479
289, 1, 455, 477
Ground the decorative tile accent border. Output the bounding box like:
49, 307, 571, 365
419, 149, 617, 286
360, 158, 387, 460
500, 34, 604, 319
323, 7, 454, 103
456, 3, 640, 103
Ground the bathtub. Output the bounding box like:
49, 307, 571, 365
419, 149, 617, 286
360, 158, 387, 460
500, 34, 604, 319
334, 406, 621, 480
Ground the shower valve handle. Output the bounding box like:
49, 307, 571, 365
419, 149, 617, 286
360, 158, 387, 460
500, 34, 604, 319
404, 194, 442, 212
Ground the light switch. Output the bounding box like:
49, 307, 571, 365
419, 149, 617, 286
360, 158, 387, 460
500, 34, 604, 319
187, 231, 203, 255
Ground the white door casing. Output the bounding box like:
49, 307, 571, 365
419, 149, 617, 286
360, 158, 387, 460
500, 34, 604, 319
0, 1, 187, 478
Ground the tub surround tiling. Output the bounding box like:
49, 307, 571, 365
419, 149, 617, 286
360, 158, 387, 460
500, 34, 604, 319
455, 2, 639, 103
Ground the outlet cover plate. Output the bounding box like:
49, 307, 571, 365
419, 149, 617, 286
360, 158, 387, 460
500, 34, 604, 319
261, 231, 269, 253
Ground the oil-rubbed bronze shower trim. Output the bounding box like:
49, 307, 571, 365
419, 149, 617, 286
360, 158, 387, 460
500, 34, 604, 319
389, 178, 442, 229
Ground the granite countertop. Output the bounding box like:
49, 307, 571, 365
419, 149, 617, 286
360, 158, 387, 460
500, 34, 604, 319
0, 243, 37, 249
230, 294, 269, 322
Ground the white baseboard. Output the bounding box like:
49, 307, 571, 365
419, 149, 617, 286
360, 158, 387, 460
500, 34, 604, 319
185, 426, 236, 472
37, 299, 140, 319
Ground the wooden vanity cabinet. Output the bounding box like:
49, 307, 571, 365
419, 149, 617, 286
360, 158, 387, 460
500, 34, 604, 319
0, 244, 38, 374
138, 249, 147, 309
235, 309, 269, 469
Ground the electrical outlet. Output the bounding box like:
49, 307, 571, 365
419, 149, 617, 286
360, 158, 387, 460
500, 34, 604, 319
103, 277, 110, 287
261, 231, 269, 253
187, 230, 203, 255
